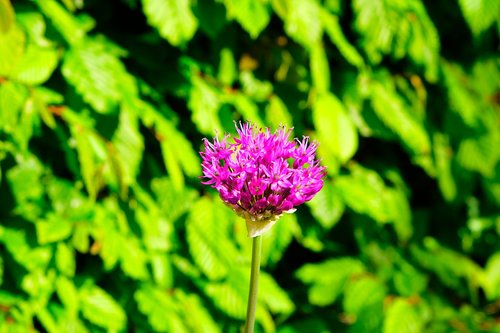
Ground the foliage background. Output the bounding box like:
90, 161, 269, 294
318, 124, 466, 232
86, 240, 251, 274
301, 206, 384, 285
0, 0, 499, 332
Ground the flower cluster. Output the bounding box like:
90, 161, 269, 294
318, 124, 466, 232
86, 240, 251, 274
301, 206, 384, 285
201, 122, 326, 237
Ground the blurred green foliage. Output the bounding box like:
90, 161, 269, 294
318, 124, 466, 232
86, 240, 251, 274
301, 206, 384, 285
0, 0, 499, 332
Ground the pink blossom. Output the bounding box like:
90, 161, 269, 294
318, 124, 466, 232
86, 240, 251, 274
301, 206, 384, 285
200, 122, 325, 235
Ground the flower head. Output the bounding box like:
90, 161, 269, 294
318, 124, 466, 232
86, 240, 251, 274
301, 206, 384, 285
200, 122, 326, 237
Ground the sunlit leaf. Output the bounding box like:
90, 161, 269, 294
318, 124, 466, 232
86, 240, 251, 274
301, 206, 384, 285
458, 0, 500, 36
313, 92, 358, 164
0, 23, 25, 75
10, 43, 58, 85
307, 180, 344, 230
284, 0, 323, 49
343, 276, 386, 316
62, 40, 134, 113
310, 42, 330, 93
135, 284, 190, 333
35, 0, 86, 45
80, 284, 126, 331
0, 0, 14, 34
36, 214, 73, 245
265, 95, 293, 129
112, 105, 144, 188
186, 197, 239, 280
384, 298, 425, 333
188, 77, 223, 135
142, 0, 198, 47
296, 257, 366, 306
321, 9, 364, 68
224, 0, 270, 39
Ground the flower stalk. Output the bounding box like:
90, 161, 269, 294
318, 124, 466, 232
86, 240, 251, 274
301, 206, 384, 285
244, 234, 262, 333
200, 122, 325, 332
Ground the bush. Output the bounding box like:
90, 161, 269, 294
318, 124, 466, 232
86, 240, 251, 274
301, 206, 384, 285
0, 0, 499, 332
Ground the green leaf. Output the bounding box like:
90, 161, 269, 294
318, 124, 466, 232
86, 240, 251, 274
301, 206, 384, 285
456, 134, 499, 177
384, 298, 424, 333
142, 0, 198, 47
484, 164, 500, 206
218, 48, 237, 86
134, 186, 173, 253
369, 79, 431, 164
0, 81, 28, 134
0, 0, 14, 34
284, 0, 323, 49
259, 272, 295, 315
335, 167, 389, 222
80, 284, 126, 331
204, 269, 248, 319
433, 133, 457, 202
112, 105, 144, 188
348, 302, 384, 333
36, 215, 73, 245
188, 77, 223, 135
15, 12, 57, 47
343, 276, 386, 316
227, 93, 265, 127
138, 99, 201, 187
175, 291, 219, 333
118, 236, 149, 280
36, 306, 61, 333
321, 9, 364, 67
186, 197, 239, 280
0, 23, 25, 75
72, 222, 90, 253
482, 252, 500, 301
10, 94, 43, 150
46, 178, 93, 225
239, 71, 273, 101
94, 225, 120, 271
150, 253, 173, 288
296, 258, 366, 306
265, 95, 293, 129
307, 180, 344, 230
224, 0, 270, 39
313, 92, 358, 164
334, 163, 412, 240
62, 40, 134, 113
260, 213, 298, 267
56, 276, 79, 314
310, 42, 330, 93
119, 235, 149, 280
68, 121, 106, 200
150, 177, 198, 223
6, 153, 44, 220
384, 188, 413, 242
35, 0, 86, 45
393, 262, 428, 297
10, 43, 58, 85
194, 0, 226, 38
442, 62, 481, 128
353, 0, 439, 81
55, 242, 76, 277
21, 268, 56, 297
135, 285, 189, 333
458, 0, 500, 36
411, 237, 482, 292
159, 119, 201, 179
161, 140, 186, 190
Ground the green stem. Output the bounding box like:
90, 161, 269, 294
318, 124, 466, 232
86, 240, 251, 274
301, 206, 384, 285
244, 235, 262, 333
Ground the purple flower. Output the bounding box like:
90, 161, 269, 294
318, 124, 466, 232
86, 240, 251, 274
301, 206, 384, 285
200, 122, 326, 237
